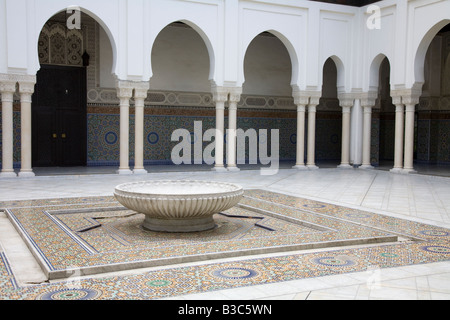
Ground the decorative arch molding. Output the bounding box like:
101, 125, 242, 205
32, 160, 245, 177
178, 20, 216, 83
148, 20, 217, 86
368, 53, 390, 92
240, 30, 299, 92
322, 55, 346, 94
33, 5, 118, 77
413, 19, 450, 87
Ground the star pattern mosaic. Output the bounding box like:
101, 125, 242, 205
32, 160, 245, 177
0, 190, 449, 300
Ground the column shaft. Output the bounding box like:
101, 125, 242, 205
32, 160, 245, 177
133, 84, 149, 174
0, 84, 16, 177
306, 105, 318, 169
391, 104, 404, 172
213, 102, 226, 171
227, 103, 239, 171
134, 101, 146, 174
19, 91, 35, 177
117, 89, 133, 175
339, 106, 352, 168
360, 106, 374, 169
293, 104, 306, 169
403, 104, 416, 172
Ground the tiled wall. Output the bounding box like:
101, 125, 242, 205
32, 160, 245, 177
85, 106, 344, 166
3, 105, 449, 169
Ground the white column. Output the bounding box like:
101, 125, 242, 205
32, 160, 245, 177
292, 104, 307, 169
18, 79, 36, 177
403, 103, 416, 173
116, 83, 133, 175
212, 86, 228, 172
306, 104, 318, 169
133, 83, 149, 175
0, 80, 17, 178
338, 104, 352, 169
350, 99, 363, 166
390, 103, 404, 173
360, 105, 374, 169
226, 88, 241, 172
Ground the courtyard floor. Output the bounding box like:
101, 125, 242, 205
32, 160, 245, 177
1, 163, 450, 300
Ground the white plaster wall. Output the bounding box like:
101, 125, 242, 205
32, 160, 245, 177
238, 1, 306, 89
0, 0, 7, 74
318, 9, 356, 93
407, 0, 450, 88
146, 0, 223, 85
360, 2, 396, 92
1, 0, 450, 95
99, 27, 115, 88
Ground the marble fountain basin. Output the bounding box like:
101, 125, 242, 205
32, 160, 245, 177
114, 180, 244, 232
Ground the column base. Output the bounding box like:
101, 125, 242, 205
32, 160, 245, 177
117, 168, 133, 175
390, 167, 403, 173
133, 168, 148, 175
18, 171, 35, 178
0, 171, 17, 178
227, 166, 240, 172
337, 164, 352, 169
211, 165, 227, 173
292, 164, 308, 170
307, 164, 319, 170
402, 168, 417, 174
359, 164, 374, 170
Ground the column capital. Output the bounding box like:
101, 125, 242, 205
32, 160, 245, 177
116, 80, 134, 99
308, 96, 321, 107
228, 87, 242, 104
363, 105, 373, 113
404, 104, 416, 112
18, 80, 36, 103
0, 80, 17, 95
296, 104, 306, 112
337, 92, 355, 108
391, 96, 402, 106
211, 85, 228, 103
359, 91, 378, 107
133, 81, 150, 100
391, 83, 422, 106
307, 104, 317, 112
291, 91, 310, 106
291, 85, 321, 106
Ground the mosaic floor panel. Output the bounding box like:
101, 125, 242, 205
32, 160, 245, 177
0, 190, 450, 300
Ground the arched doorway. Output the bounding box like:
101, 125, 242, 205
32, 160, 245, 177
377, 57, 394, 167
33, 9, 115, 168
149, 21, 212, 165
319, 57, 343, 166
241, 31, 295, 166
415, 23, 450, 173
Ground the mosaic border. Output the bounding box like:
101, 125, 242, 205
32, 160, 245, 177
2, 192, 401, 280
0, 190, 449, 300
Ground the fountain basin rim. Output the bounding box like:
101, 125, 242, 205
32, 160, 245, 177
114, 180, 244, 198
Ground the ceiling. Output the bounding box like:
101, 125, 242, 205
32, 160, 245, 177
308, 0, 380, 6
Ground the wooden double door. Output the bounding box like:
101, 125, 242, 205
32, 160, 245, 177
32, 65, 87, 167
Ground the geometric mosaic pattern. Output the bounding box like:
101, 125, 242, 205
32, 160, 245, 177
1, 190, 450, 300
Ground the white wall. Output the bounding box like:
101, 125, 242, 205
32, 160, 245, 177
1, 0, 450, 95
98, 27, 115, 88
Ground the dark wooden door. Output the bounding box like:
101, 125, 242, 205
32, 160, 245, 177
32, 65, 87, 167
